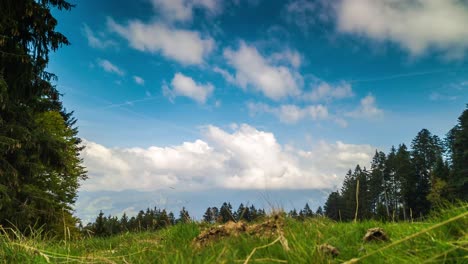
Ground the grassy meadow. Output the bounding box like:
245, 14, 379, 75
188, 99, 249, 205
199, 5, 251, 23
1, 204, 467, 264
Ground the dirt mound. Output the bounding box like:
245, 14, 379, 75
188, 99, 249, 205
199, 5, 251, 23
318, 243, 340, 257
247, 215, 283, 236
194, 215, 284, 247
363, 227, 389, 242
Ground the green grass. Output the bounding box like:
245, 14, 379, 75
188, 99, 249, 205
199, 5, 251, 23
1, 205, 467, 263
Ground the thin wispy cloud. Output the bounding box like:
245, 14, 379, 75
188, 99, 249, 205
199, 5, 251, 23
133, 76, 145, 86
97, 58, 125, 76
82, 23, 117, 49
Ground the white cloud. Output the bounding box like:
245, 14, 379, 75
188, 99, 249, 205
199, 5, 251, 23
213, 67, 235, 83
82, 24, 117, 49
346, 94, 384, 119
304, 81, 354, 101
163, 73, 214, 103
150, 0, 221, 22
133, 76, 145, 86
248, 102, 328, 124
270, 49, 302, 68
283, 0, 332, 32
107, 17, 214, 65
80, 124, 376, 191
222, 42, 302, 100
97, 59, 124, 76
335, 0, 468, 58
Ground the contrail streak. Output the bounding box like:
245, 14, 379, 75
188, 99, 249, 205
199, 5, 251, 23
349, 68, 467, 83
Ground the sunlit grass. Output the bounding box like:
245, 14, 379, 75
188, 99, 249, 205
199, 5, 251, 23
1, 204, 466, 263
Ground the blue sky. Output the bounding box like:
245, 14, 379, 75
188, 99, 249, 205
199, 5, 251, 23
48, 0, 468, 223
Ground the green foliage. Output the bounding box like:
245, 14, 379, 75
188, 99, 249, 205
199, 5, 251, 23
1, 204, 466, 263
0, 0, 85, 236
446, 106, 468, 201
324, 106, 468, 222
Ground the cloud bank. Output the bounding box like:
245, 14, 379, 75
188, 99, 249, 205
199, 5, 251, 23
80, 124, 376, 192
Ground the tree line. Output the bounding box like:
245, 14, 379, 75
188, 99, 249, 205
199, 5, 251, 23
84, 202, 268, 237
324, 107, 468, 221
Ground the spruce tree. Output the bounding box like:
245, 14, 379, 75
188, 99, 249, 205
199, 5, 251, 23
411, 129, 443, 217
0, 0, 86, 235
446, 106, 468, 200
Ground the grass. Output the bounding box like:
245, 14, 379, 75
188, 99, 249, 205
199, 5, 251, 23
1, 205, 467, 264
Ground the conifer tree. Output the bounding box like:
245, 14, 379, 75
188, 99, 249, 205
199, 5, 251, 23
411, 129, 443, 216
446, 106, 468, 200
0, 0, 86, 235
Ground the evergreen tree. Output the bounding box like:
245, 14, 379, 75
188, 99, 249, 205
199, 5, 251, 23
178, 207, 191, 223
411, 129, 443, 217
168, 212, 176, 225
446, 106, 468, 200
368, 151, 386, 216
340, 168, 357, 220
203, 207, 214, 223
301, 203, 314, 218
0, 0, 86, 235
288, 209, 299, 219
315, 206, 323, 216
94, 211, 106, 236
385, 146, 402, 219
158, 209, 170, 228
395, 144, 414, 221
324, 191, 343, 221
427, 156, 451, 207
120, 213, 129, 232
236, 203, 252, 222
219, 202, 234, 223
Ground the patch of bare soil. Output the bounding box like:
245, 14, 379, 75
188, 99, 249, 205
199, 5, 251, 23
363, 227, 389, 242
193, 215, 284, 247
318, 243, 340, 257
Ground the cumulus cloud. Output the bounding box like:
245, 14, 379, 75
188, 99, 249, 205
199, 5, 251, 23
163, 73, 214, 103
248, 102, 328, 124
82, 24, 117, 49
150, 0, 221, 22
97, 59, 124, 76
133, 76, 145, 86
222, 42, 302, 100
335, 0, 468, 58
346, 94, 384, 119
80, 124, 376, 191
107, 17, 214, 65
304, 81, 354, 101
